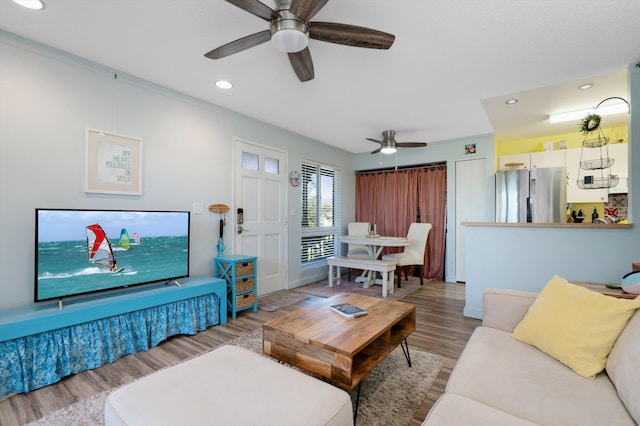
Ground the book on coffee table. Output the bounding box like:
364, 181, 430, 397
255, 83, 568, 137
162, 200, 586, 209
330, 303, 368, 318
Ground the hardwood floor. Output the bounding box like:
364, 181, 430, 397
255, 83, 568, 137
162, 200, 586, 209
0, 280, 480, 426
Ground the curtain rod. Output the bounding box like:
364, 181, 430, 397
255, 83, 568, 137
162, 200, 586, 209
355, 161, 446, 175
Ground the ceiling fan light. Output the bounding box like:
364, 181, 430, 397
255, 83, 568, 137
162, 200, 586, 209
381, 146, 396, 154
270, 12, 309, 53
271, 28, 308, 53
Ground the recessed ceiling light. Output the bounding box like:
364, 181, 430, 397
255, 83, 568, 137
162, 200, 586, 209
215, 80, 233, 89
578, 83, 593, 90
505, 99, 518, 105
12, 0, 44, 10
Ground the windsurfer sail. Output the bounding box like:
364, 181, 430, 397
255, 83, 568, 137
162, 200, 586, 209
86, 223, 120, 272
119, 228, 131, 250
132, 231, 142, 245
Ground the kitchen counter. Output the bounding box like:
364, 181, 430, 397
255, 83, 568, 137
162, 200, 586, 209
462, 222, 633, 229
461, 223, 637, 319
571, 280, 638, 299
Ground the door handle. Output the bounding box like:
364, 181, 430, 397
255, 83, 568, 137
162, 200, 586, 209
237, 225, 249, 234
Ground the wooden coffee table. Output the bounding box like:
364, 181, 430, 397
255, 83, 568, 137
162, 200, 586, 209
262, 293, 416, 390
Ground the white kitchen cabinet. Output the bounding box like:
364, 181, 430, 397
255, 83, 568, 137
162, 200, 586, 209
531, 150, 565, 169
565, 147, 608, 202
500, 144, 626, 202
499, 153, 530, 170
607, 143, 629, 194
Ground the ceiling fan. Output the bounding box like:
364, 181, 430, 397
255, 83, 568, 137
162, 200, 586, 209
367, 130, 428, 154
204, 0, 395, 82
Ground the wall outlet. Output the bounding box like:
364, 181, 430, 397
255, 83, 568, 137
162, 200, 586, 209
193, 203, 204, 214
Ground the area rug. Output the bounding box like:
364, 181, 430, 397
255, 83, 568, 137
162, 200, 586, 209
258, 291, 308, 311
28, 329, 443, 426
298, 273, 427, 301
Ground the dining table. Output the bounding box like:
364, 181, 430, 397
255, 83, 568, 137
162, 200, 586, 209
340, 234, 411, 287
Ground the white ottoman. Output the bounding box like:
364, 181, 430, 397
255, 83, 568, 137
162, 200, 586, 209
105, 345, 353, 426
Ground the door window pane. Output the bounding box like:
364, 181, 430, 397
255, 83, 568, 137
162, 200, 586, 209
242, 151, 259, 171
265, 156, 279, 174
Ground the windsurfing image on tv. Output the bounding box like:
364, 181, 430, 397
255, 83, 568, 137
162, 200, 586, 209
35, 209, 190, 302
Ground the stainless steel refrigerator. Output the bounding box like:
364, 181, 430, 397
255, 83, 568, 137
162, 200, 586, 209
496, 167, 566, 223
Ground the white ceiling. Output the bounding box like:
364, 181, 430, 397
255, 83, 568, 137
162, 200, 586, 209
1, 0, 638, 154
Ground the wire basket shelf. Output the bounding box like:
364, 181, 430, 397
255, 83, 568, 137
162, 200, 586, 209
577, 176, 619, 189
583, 136, 610, 148
580, 158, 615, 170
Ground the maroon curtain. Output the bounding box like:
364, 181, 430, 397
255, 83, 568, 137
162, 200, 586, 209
355, 164, 446, 280
355, 173, 379, 227
418, 166, 447, 280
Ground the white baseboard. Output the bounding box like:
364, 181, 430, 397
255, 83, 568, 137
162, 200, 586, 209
463, 306, 482, 320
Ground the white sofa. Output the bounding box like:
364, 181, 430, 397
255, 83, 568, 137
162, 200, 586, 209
423, 288, 640, 425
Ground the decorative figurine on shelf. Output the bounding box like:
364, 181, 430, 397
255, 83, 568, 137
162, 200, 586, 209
208, 203, 229, 257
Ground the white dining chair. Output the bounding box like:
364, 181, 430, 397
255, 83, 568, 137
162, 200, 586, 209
382, 223, 432, 288
346, 222, 370, 281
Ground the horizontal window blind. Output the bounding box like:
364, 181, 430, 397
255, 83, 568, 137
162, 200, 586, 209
301, 161, 341, 265
301, 233, 336, 263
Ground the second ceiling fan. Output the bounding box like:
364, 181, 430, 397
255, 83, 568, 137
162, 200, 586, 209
205, 0, 395, 82
367, 130, 428, 154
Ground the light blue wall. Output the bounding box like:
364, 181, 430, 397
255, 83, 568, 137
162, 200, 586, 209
463, 62, 640, 319
0, 31, 356, 309
353, 134, 496, 283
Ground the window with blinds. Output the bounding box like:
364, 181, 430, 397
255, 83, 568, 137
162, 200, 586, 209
301, 162, 341, 265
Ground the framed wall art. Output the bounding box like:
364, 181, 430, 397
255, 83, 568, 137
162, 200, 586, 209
465, 143, 477, 155
85, 129, 142, 195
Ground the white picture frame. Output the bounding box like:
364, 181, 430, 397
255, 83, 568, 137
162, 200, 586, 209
85, 129, 142, 195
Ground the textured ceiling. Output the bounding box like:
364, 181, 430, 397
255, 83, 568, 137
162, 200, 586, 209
1, 0, 638, 153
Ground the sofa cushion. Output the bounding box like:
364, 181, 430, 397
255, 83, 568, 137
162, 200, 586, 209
512, 275, 640, 378
422, 393, 537, 426
482, 288, 537, 332
447, 326, 635, 425
606, 309, 640, 424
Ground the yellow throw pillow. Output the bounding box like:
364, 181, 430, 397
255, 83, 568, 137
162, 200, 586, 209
512, 275, 640, 379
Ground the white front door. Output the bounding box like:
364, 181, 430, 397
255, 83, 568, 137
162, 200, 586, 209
233, 140, 287, 296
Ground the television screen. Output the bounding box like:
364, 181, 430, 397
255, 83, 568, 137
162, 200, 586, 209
35, 209, 190, 302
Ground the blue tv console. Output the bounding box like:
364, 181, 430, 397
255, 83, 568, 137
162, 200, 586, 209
0, 276, 226, 398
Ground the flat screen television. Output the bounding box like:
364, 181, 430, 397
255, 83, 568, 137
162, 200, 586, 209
35, 208, 190, 302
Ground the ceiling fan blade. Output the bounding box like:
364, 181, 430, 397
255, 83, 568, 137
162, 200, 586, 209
396, 142, 428, 148
205, 30, 271, 59
370, 148, 381, 154
225, 0, 276, 21
288, 47, 315, 82
366, 138, 382, 143
310, 22, 395, 49
290, 0, 329, 22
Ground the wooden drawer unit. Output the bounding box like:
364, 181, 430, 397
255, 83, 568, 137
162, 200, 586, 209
214, 255, 258, 319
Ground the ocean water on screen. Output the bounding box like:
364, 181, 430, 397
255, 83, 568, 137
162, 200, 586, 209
37, 235, 188, 300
